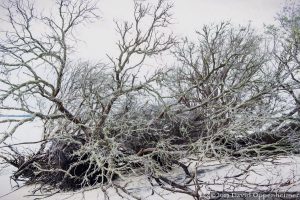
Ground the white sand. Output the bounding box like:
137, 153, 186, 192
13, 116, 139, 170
1, 156, 300, 200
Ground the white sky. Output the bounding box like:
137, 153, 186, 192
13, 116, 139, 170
74, 0, 287, 60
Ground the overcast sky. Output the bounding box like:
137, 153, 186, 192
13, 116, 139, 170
0, 0, 287, 60
74, 0, 287, 60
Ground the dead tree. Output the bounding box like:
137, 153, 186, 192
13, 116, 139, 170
1, 0, 300, 199
0, 0, 176, 193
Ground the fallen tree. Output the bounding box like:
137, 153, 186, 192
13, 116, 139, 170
1, 0, 300, 199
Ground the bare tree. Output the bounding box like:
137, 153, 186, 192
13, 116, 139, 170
160, 22, 278, 157
147, 21, 300, 199
263, 1, 300, 153
0, 0, 176, 194
1, 0, 300, 199
267, 2, 300, 115
0, 0, 99, 142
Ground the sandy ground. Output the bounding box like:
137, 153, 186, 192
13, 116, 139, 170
1, 156, 300, 200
